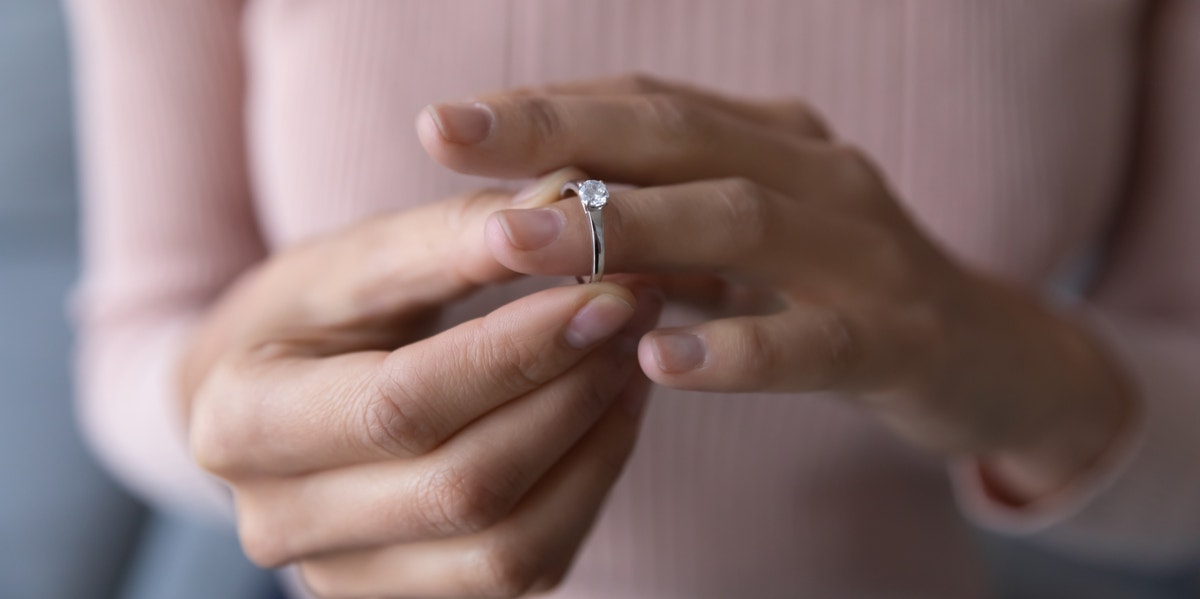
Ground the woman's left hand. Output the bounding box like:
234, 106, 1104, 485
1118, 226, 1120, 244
418, 74, 1134, 504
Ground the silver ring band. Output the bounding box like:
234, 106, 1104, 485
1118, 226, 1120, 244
560, 179, 608, 284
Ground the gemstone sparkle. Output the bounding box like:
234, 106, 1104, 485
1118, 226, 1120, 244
578, 180, 609, 210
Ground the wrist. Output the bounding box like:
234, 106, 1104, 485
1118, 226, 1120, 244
959, 277, 1137, 504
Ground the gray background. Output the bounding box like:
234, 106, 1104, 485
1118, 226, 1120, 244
0, 1, 1194, 597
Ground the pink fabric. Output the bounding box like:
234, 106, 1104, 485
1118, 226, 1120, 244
66, 0, 1200, 596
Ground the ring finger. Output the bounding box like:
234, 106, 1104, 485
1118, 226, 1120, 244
486, 176, 870, 285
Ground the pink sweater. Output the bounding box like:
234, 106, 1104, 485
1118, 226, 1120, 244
68, 1, 1200, 597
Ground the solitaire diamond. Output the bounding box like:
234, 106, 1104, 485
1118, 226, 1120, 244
578, 180, 609, 210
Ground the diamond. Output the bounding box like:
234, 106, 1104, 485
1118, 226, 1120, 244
578, 180, 609, 210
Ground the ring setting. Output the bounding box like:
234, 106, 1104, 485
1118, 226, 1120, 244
561, 179, 608, 284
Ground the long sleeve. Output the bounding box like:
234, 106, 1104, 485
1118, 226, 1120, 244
68, 0, 261, 519
953, 0, 1200, 569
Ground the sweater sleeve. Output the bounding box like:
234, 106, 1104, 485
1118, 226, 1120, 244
952, 0, 1200, 569
67, 0, 261, 520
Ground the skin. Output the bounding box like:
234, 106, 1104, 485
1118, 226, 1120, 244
182, 74, 1136, 598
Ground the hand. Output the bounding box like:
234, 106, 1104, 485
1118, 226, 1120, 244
418, 74, 1134, 503
182, 180, 665, 597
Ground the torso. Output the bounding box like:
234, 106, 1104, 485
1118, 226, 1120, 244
243, 2, 1145, 596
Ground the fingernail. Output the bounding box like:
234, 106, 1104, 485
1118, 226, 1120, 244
565, 294, 636, 349
650, 333, 706, 373
426, 102, 493, 145
512, 167, 580, 206
497, 208, 564, 250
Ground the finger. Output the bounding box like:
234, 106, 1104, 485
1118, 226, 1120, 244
639, 308, 868, 393
296, 374, 652, 598
603, 272, 739, 314
417, 93, 827, 193
300, 166, 585, 340
226, 189, 518, 345
190, 283, 641, 477
615, 273, 787, 316
492, 72, 832, 139
509, 165, 589, 206
236, 289, 662, 566
183, 187, 547, 404
486, 176, 866, 284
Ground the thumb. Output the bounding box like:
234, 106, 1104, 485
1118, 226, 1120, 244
182, 170, 587, 405
294, 168, 587, 330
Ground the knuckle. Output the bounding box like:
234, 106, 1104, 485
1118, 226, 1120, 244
826, 143, 883, 199
720, 176, 769, 207
189, 359, 255, 477
476, 320, 545, 395
872, 240, 934, 310
713, 177, 772, 261
739, 322, 781, 385
777, 98, 832, 139
640, 93, 703, 146
237, 511, 290, 568
522, 96, 566, 150
812, 310, 862, 386
444, 190, 492, 235
856, 222, 916, 286
468, 541, 541, 598
413, 463, 511, 536
621, 71, 666, 93
364, 362, 441, 457
553, 362, 625, 434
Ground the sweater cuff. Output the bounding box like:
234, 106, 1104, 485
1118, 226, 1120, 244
949, 307, 1200, 566
948, 407, 1143, 535
77, 315, 234, 522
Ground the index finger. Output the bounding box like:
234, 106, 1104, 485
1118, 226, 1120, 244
191, 283, 641, 477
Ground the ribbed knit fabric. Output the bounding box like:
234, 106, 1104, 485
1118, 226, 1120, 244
66, 1, 1200, 597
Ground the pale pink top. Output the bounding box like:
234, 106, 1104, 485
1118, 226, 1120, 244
67, 1, 1200, 597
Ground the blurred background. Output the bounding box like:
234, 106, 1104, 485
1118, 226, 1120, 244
0, 2, 1194, 598
1, 1, 274, 598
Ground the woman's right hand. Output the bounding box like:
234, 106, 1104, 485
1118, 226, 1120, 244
181, 177, 664, 597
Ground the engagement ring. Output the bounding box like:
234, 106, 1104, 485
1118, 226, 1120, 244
561, 179, 608, 284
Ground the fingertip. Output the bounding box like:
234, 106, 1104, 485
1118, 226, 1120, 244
512, 167, 590, 207
415, 105, 445, 153
420, 101, 541, 179
484, 213, 516, 263
637, 329, 709, 388
520, 281, 640, 320
637, 337, 670, 382
415, 105, 479, 175
484, 206, 586, 277
483, 210, 561, 275
583, 281, 640, 309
